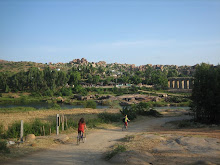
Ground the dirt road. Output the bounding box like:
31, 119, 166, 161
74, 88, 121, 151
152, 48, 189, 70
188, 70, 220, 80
3, 115, 194, 165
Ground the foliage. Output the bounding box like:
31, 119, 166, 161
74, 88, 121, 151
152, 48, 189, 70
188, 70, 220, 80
167, 119, 207, 128
6, 122, 20, 138
83, 100, 97, 109
166, 96, 189, 103
108, 100, 121, 109
105, 144, 126, 160
120, 102, 162, 120
60, 87, 72, 96
5, 119, 55, 138
191, 63, 220, 124
48, 103, 61, 109
97, 113, 121, 123
120, 106, 137, 120
86, 118, 102, 128
151, 70, 168, 90
0, 140, 10, 153
0, 107, 37, 113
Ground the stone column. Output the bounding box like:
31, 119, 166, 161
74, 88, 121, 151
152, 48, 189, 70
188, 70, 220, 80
181, 80, 184, 89
172, 80, 175, 89
168, 80, 170, 88
186, 80, 189, 89
177, 80, 180, 89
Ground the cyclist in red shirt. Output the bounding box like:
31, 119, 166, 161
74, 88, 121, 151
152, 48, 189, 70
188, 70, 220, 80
78, 118, 86, 138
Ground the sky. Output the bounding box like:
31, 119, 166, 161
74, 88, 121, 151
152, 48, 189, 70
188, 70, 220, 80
0, 0, 220, 66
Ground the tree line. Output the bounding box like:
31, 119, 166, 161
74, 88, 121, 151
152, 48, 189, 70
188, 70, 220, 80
0, 66, 174, 95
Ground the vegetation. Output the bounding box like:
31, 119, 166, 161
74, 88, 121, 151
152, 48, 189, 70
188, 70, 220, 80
120, 102, 162, 120
0, 140, 10, 154
105, 144, 126, 160
97, 113, 121, 123
83, 100, 97, 109
191, 63, 220, 124
166, 119, 209, 128
4, 119, 54, 138
0, 60, 195, 97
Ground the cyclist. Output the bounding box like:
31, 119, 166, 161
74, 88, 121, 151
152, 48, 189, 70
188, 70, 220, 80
78, 118, 86, 139
123, 115, 130, 129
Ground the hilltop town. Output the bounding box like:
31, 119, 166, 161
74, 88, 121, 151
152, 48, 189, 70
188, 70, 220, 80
0, 58, 197, 77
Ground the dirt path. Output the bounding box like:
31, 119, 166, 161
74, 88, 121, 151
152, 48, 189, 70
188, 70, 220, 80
3, 115, 193, 165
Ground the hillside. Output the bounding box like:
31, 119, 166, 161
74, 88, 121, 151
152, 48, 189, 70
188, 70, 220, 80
0, 58, 196, 77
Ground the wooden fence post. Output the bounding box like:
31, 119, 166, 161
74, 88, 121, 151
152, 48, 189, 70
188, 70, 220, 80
62, 114, 64, 131
43, 126, 45, 136
20, 120, 23, 142
56, 114, 60, 135
65, 116, 68, 129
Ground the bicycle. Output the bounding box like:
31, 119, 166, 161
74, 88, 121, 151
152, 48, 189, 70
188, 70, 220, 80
77, 131, 86, 145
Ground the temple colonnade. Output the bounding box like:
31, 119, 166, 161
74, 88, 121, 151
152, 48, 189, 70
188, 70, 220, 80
168, 77, 194, 89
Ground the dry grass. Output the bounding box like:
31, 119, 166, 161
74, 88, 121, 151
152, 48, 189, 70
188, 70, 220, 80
0, 137, 56, 162
0, 108, 120, 130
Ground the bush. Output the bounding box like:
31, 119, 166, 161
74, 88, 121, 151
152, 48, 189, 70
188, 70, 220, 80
30, 92, 42, 97
5, 119, 55, 138
120, 102, 162, 119
105, 144, 126, 160
98, 113, 121, 123
60, 87, 72, 96
0, 140, 10, 153
43, 89, 53, 96
135, 102, 152, 116
166, 96, 189, 103
6, 122, 20, 138
86, 118, 102, 128
48, 103, 61, 109
0, 123, 3, 135
144, 109, 162, 117
120, 106, 137, 120
29, 119, 53, 136
83, 100, 97, 109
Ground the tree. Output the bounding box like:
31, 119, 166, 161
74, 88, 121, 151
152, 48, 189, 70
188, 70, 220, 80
151, 70, 168, 89
167, 69, 178, 78
191, 63, 220, 124
68, 71, 81, 86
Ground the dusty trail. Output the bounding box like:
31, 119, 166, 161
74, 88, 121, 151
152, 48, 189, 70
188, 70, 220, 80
3, 115, 191, 165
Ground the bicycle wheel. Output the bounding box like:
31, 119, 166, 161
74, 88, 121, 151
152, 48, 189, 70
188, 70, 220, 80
77, 134, 81, 145
83, 133, 86, 143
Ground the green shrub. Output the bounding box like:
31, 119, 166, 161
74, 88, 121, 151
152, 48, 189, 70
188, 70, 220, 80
6, 122, 20, 138
86, 118, 102, 128
83, 100, 97, 109
29, 119, 53, 136
0, 123, 3, 135
43, 89, 53, 96
31, 92, 42, 97
66, 120, 78, 129
98, 113, 121, 123
60, 87, 72, 96
48, 103, 61, 109
105, 144, 126, 160
144, 109, 162, 117
120, 106, 137, 120
0, 140, 10, 153
5, 119, 54, 138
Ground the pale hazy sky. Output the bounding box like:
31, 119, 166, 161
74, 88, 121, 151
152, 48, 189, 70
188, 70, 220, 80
0, 0, 220, 66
